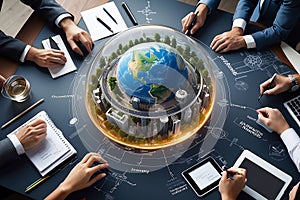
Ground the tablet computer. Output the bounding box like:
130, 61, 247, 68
181, 156, 222, 197
233, 150, 292, 200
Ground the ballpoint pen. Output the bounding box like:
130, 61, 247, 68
258, 73, 277, 101
103, 7, 118, 24
121, 2, 138, 26
185, 10, 199, 36
96, 17, 113, 33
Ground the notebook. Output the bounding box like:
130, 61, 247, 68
8, 110, 77, 176
283, 94, 300, 127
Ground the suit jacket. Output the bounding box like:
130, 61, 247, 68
233, 0, 300, 50
0, 138, 19, 168
197, 0, 221, 14
0, 0, 71, 62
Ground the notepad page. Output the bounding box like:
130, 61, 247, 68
8, 111, 76, 176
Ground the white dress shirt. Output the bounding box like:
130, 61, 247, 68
231, 0, 265, 49
280, 128, 300, 172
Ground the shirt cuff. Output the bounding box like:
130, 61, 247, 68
280, 128, 300, 152
55, 13, 73, 27
243, 35, 256, 49
232, 18, 246, 31
7, 134, 25, 155
19, 45, 31, 63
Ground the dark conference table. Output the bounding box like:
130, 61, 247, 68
0, 0, 299, 199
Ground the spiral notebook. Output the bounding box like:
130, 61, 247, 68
8, 111, 77, 176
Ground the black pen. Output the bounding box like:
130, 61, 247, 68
185, 10, 199, 36
258, 73, 277, 101
103, 7, 118, 24
96, 17, 113, 33
121, 2, 138, 26
222, 166, 240, 180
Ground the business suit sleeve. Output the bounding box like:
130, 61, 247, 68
252, 0, 300, 49
197, 0, 221, 13
0, 30, 27, 61
0, 138, 19, 168
20, 0, 74, 27
232, 0, 258, 22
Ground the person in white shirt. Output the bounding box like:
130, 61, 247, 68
0, 119, 47, 168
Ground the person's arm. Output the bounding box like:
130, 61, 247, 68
256, 107, 300, 172
219, 168, 247, 200
45, 153, 109, 200
181, 0, 221, 35
251, 0, 300, 50
0, 119, 47, 168
280, 128, 300, 172
259, 74, 300, 95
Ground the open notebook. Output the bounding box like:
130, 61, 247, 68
8, 111, 77, 176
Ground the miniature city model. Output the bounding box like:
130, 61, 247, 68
85, 25, 216, 150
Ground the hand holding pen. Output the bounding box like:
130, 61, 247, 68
184, 11, 199, 36
259, 73, 294, 98
219, 167, 247, 200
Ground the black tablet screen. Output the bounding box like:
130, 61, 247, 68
240, 158, 285, 199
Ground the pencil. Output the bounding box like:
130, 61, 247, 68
1, 98, 44, 129
25, 175, 50, 192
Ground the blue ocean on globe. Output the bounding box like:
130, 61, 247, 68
116, 43, 189, 104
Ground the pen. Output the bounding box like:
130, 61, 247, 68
222, 166, 240, 180
103, 7, 118, 24
96, 17, 113, 33
185, 10, 199, 36
25, 175, 50, 192
49, 37, 60, 50
258, 73, 277, 101
1, 98, 45, 129
121, 2, 138, 26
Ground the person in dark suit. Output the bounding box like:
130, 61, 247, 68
181, 0, 221, 35
0, 0, 93, 68
210, 0, 300, 53
0, 118, 47, 168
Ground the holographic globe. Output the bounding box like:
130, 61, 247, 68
85, 25, 216, 150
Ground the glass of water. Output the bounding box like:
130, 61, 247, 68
1, 75, 31, 102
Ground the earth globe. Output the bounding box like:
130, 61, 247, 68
85, 25, 216, 150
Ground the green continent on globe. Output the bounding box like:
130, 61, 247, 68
128, 51, 158, 80
149, 84, 171, 103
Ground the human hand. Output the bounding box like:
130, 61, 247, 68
210, 27, 246, 53
219, 168, 247, 200
16, 119, 47, 150
26, 47, 67, 68
181, 4, 209, 35
259, 74, 290, 95
60, 18, 93, 57
59, 153, 108, 193
257, 107, 290, 134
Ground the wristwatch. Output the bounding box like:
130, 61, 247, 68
288, 74, 299, 92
